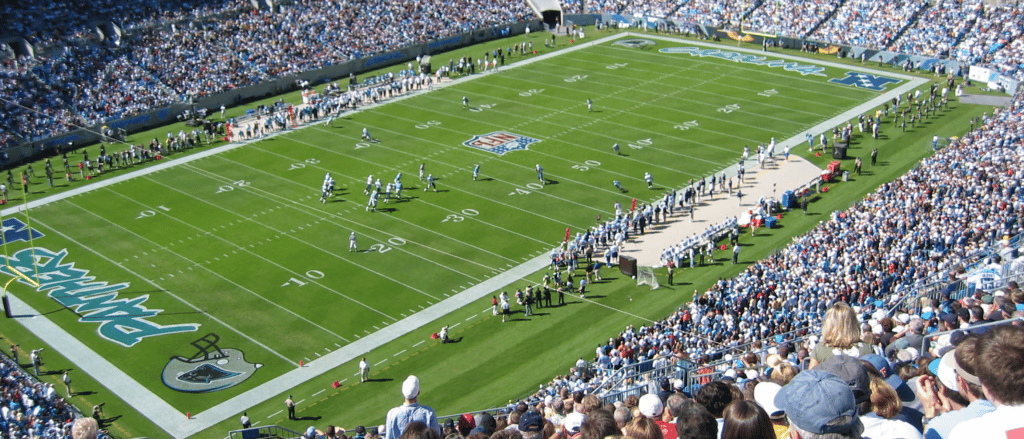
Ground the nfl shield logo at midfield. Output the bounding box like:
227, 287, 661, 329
463, 131, 541, 155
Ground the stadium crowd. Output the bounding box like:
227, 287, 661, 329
888, 0, 984, 58
0, 0, 531, 145
810, 0, 926, 49
742, 0, 841, 38
3, 0, 1024, 147
669, 0, 752, 29
0, 354, 79, 439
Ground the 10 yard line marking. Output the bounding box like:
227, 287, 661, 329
375, 359, 388, 366
312, 389, 326, 397
268, 411, 282, 419
413, 340, 424, 347
393, 350, 406, 357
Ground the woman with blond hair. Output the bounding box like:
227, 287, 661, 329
809, 302, 873, 368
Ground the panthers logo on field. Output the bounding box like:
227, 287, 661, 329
613, 38, 655, 49
463, 131, 541, 155
161, 333, 261, 393
829, 71, 901, 91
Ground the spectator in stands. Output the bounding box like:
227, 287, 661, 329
580, 409, 619, 439
885, 319, 926, 358
810, 303, 875, 368
401, 421, 441, 439
775, 369, 865, 439
917, 334, 992, 438
816, 355, 922, 438
674, 399, 718, 439
946, 325, 1024, 438
721, 400, 774, 439
623, 416, 664, 439
696, 382, 734, 434
386, 376, 440, 439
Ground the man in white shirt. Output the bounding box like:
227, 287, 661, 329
359, 357, 370, 382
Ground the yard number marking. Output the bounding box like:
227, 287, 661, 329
509, 182, 545, 196
282, 270, 326, 287
136, 205, 170, 219
368, 237, 407, 253
717, 104, 741, 113
572, 160, 602, 171
215, 180, 251, 194
674, 120, 699, 130
442, 209, 480, 223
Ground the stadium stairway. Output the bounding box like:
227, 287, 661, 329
803, 0, 846, 39
948, 4, 987, 56
739, 0, 765, 23
882, 1, 930, 50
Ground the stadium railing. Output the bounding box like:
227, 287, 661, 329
597, 357, 691, 403
884, 230, 1024, 316
229, 425, 304, 439
918, 317, 1024, 354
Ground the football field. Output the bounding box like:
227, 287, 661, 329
0, 32, 931, 438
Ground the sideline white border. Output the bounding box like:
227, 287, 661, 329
2, 31, 928, 438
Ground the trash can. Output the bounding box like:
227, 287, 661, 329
843, 171, 850, 181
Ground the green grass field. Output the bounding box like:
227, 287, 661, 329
0, 30, 989, 439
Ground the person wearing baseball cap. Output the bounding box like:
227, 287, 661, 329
945, 326, 1024, 439
385, 376, 439, 439
774, 369, 864, 438
519, 410, 545, 439
815, 355, 921, 439
563, 412, 585, 438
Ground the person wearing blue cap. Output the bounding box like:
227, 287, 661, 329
774, 369, 864, 438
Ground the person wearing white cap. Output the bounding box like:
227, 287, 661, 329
385, 375, 439, 439
919, 335, 994, 439
754, 382, 789, 438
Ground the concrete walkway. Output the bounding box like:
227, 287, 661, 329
623, 156, 822, 267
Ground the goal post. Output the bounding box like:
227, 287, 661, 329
636, 266, 660, 290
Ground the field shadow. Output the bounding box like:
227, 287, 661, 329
74, 390, 97, 397
98, 415, 123, 429
295, 415, 322, 421
364, 378, 394, 383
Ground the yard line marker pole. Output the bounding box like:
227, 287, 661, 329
20, 173, 40, 284
0, 186, 41, 317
